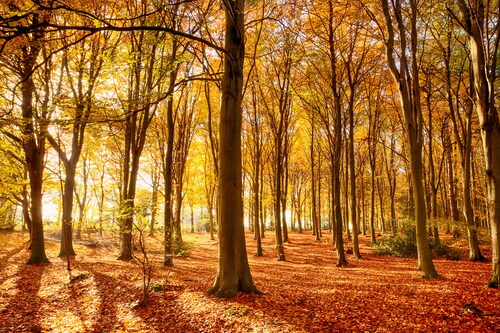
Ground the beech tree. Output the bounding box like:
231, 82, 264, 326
0, 8, 50, 264
371, 0, 438, 277
47, 29, 111, 257
208, 0, 259, 298
454, 0, 500, 287
434, 21, 484, 260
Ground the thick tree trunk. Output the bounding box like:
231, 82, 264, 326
377, 178, 386, 234
21, 178, 33, 246
208, 0, 259, 298
281, 176, 288, 243
21, 39, 49, 265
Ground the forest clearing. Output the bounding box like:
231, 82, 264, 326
0, 229, 498, 332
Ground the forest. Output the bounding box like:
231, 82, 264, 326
0, 0, 499, 331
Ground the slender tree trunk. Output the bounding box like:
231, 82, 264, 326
348, 92, 360, 258
254, 174, 262, 256
281, 151, 289, 243
163, 63, 177, 267
369, 160, 377, 244
384, 131, 397, 233
317, 155, 322, 239
380, 0, 437, 277
446, 45, 484, 260
253, 110, 263, 255
311, 118, 318, 239
457, 0, 500, 286
377, 178, 386, 234
274, 132, 286, 260
150, 170, 159, 236
361, 173, 366, 235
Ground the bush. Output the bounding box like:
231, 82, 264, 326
173, 239, 191, 257
375, 223, 460, 260
430, 240, 461, 260
375, 224, 418, 257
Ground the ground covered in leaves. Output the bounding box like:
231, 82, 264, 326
0, 230, 498, 332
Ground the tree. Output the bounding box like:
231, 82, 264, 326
208, 0, 259, 298
366, 79, 382, 245
436, 23, 484, 260
371, 0, 438, 277
172, 81, 199, 248
454, 0, 500, 287
259, 22, 298, 261
1, 9, 51, 264
47, 29, 110, 257
116, 27, 159, 261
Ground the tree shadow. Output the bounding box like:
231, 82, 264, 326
2, 263, 46, 332
0, 245, 26, 286
76, 262, 135, 332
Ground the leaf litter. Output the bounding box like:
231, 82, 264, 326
0, 230, 498, 332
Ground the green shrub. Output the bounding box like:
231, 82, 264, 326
430, 240, 461, 260
173, 240, 191, 257
375, 223, 461, 260
375, 224, 418, 257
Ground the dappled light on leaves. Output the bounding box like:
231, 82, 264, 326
0, 231, 499, 332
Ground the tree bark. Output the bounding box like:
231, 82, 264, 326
457, 0, 500, 286
379, 0, 437, 277
444, 37, 484, 260
208, 0, 259, 298
162, 39, 179, 267
21, 21, 49, 265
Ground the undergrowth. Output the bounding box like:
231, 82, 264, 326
375, 224, 461, 260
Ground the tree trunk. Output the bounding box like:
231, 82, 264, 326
377, 178, 386, 234
163, 51, 178, 266
274, 133, 286, 260
21, 30, 49, 265
445, 34, 484, 260
360, 172, 366, 235
457, 0, 500, 286
369, 160, 377, 244
59, 170, 76, 257
208, 0, 259, 298
150, 170, 159, 236
253, 121, 263, 255
310, 117, 318, 239
281, 150, 289, 243
348, 92, 361, 258
380, 0, 437, 277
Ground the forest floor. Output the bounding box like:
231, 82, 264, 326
0, 229, 498, 333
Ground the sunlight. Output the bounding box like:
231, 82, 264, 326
42, 197, 59, 223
